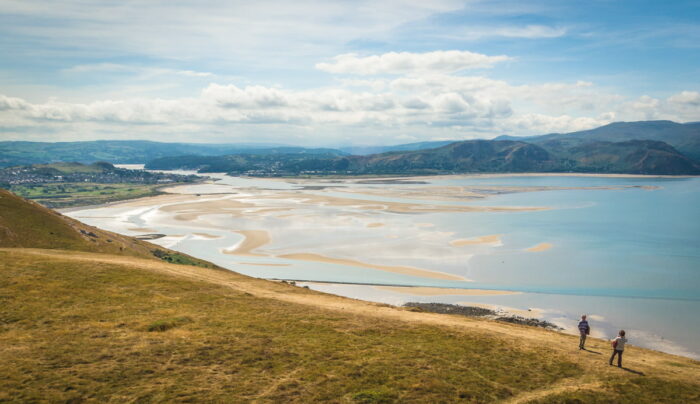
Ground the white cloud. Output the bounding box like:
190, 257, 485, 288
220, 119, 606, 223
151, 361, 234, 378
0, 95, 31, 111
451, 25, 567, 40
668, 91, 700, 107
2, 62, 698, 144
492, 25, 567, 39
62, 63, 213, 78
316, 51, 510, 75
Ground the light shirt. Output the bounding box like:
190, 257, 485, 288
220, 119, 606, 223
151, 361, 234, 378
613, 336, 627, 351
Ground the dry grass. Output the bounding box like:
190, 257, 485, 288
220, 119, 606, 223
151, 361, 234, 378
1, 249, 699, 403
1, 250, 579, 402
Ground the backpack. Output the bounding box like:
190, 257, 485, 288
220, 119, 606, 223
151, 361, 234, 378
612, 339, 618, 349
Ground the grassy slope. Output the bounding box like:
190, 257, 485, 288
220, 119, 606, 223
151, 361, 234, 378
0, 188, 215, 267
1, 190, 699, 402
1, 249, 698, 403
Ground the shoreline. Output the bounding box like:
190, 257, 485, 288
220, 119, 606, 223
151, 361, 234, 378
60, 173, 700, 359
255, 172, 699, 181
279, 253, 469, 281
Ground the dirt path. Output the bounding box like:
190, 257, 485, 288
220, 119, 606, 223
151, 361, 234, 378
5, 247, 699, 397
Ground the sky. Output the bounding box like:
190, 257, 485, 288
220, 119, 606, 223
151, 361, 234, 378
0, 0, 699, 146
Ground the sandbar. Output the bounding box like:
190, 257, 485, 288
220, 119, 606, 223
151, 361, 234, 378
366, 222, 385, 228
262, 192, 547, 214
526, 242, 553, 252
239, 262, 291, 267
278, 253, 469, 281
450, 235, 501, 246
376, 286, 518, 296
193, 232, 222, 239
223, 230, 271, 257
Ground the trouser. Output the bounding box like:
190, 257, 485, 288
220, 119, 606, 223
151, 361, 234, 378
609, 349, 623, 366
579, 333, 587, 348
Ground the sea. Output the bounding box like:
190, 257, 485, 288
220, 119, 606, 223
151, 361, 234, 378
66, 169, 700, 359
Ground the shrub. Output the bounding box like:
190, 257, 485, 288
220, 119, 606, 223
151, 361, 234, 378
146, 316, 193, 332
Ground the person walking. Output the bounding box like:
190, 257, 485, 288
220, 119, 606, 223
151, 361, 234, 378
609, 330, 627, 367
578, 315, 590, 349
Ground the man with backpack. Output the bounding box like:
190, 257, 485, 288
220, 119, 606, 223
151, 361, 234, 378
578, 315, 590, 350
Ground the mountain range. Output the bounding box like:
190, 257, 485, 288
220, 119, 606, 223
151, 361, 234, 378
2, 120, 700, 175
497, 120, 700, 162
145, 121, 700, 175
0, 140, 345, 167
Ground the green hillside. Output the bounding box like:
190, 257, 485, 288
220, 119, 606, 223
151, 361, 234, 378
1, 190, 699, 402
147, 135, 700, 176
0, 140, 345, 167
0, 162, 201, 208
0, 188, 214, 267
514, 120, 700, 163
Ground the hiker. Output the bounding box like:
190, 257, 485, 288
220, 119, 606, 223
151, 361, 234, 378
609, 330, 627, 367
578, 315, 590, 349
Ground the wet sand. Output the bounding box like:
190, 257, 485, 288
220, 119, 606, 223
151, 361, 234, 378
262, 192, 548, 214
193, 233, 222, 239
240, 262, 291, 267
278, 253, 469, 281
450, 235, 501, 246
223, 230, 271, 257
526, 242, 553, 252
376, 286, 519, 296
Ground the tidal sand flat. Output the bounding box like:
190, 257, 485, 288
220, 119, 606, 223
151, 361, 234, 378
526, 242, 553, 252
64, 173, 700, 359
224, 230, 271, 256
450, 234, 502, 246
279, 253, 469, 281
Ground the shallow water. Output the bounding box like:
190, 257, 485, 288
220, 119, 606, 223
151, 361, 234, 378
67, 173, 700, 359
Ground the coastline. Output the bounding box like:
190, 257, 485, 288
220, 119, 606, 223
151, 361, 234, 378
60, 172, 700, 359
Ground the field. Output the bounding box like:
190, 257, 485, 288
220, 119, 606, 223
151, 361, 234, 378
9, 183, 165, 208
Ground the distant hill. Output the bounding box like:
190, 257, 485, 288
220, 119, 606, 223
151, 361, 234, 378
334, 140, 557, 174
560, 140, 700, 174
0, 140, 346, 167
339, 140, 458, 155
497, 121, 700, 163
325, 139, 699, 175
145, 150, 346, 174
153, 137, 700, 176
5, 120, 700, 174
0, 161, 200, 188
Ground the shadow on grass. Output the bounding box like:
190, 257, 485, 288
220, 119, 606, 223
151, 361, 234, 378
582, 348, 602, 355
620, 367, 646, 376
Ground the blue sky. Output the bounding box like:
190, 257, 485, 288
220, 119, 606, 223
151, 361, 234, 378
0, 0, 698, 145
